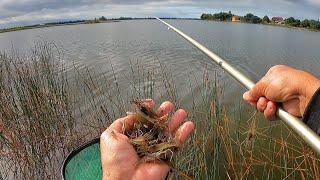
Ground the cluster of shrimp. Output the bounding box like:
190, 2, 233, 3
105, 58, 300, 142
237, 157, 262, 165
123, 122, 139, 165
126, 99, 178, 163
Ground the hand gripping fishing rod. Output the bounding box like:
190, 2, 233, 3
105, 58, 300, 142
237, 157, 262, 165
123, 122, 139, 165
156, 17, 320, 154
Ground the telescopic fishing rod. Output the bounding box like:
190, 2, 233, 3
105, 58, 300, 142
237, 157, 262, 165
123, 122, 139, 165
155, 17, 320, 154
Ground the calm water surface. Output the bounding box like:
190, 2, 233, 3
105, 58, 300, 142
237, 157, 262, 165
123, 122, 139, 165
1, 20, 320, 121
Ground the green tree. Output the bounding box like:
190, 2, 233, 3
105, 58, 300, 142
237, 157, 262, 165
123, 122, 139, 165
301, 19, 310, 28
285, 17, 300, 27
309, 20, 320, 30
213, 12, 232, 21
285, 17, 295, 24
262, 15, 271, 24
201, 13, 213, 20
99, 16, 107, 21
243, 13, 262, 24
243, 13, 254, 22
253, 16, 262, 24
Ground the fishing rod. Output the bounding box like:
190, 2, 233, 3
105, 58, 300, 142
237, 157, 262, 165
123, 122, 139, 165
155, 17, 320, 154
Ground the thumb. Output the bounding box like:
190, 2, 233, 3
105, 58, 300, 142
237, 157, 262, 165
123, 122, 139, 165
249, 78, 268, 101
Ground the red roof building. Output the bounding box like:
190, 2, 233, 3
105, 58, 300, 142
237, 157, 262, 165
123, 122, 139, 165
272, 17, 284, 24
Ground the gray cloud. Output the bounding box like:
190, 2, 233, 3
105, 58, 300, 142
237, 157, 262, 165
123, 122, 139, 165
0, 0, 166, 18
0, 0, 319, 28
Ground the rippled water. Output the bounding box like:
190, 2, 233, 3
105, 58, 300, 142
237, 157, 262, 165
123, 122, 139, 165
1, 19, 320, 119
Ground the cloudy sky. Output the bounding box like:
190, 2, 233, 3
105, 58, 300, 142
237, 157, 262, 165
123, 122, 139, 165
0, 0, 319, 28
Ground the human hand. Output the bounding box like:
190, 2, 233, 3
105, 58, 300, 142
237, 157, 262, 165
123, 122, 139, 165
100, 99, 194, 180
243, 65, 320, 119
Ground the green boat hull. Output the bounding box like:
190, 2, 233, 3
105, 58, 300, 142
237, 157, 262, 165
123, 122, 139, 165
62, 138, 102, 180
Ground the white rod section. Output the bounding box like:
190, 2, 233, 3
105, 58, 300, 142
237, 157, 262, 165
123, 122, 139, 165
156, 17, 320, 154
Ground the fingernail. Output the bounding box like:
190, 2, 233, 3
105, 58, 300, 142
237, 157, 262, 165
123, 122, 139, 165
157, 101, 173, 115
243, 92, 248, 99
101, 132, 109, 143
126, 112, 136, 115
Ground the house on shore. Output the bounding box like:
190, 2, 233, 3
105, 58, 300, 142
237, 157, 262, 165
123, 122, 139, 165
232, 16, 240, 22
272, 17, 284, 24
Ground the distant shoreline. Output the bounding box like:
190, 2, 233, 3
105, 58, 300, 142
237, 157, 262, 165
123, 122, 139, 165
265, 23, 320, 32
202, 19, 320, 32
201, 12, 320, 33
0, 18, 200, 34
2, 17, 317, 34
0, 20, 120, 34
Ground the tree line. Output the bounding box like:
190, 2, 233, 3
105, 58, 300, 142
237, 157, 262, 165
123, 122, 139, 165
201, 12, 320, 31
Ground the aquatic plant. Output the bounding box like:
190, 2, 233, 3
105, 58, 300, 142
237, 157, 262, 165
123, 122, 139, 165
0, 44, 78, 179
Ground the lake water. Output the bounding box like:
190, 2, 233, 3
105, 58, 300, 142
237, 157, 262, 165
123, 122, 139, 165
1, 19, 320, 124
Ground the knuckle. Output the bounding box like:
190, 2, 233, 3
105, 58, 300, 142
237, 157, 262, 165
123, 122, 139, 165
268, 65, 287, 74
101, 130, 109, 140
251, 81, 267, 96
272, 64, 286, 70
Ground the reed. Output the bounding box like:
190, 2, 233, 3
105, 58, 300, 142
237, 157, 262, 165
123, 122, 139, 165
173, 73, 320, 179
0, 43, 78, 179
0, 44, 319, 179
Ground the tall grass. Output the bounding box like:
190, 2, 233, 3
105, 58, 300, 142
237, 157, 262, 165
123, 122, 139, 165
0, 45, 69, 178
0, 44, 319, 179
